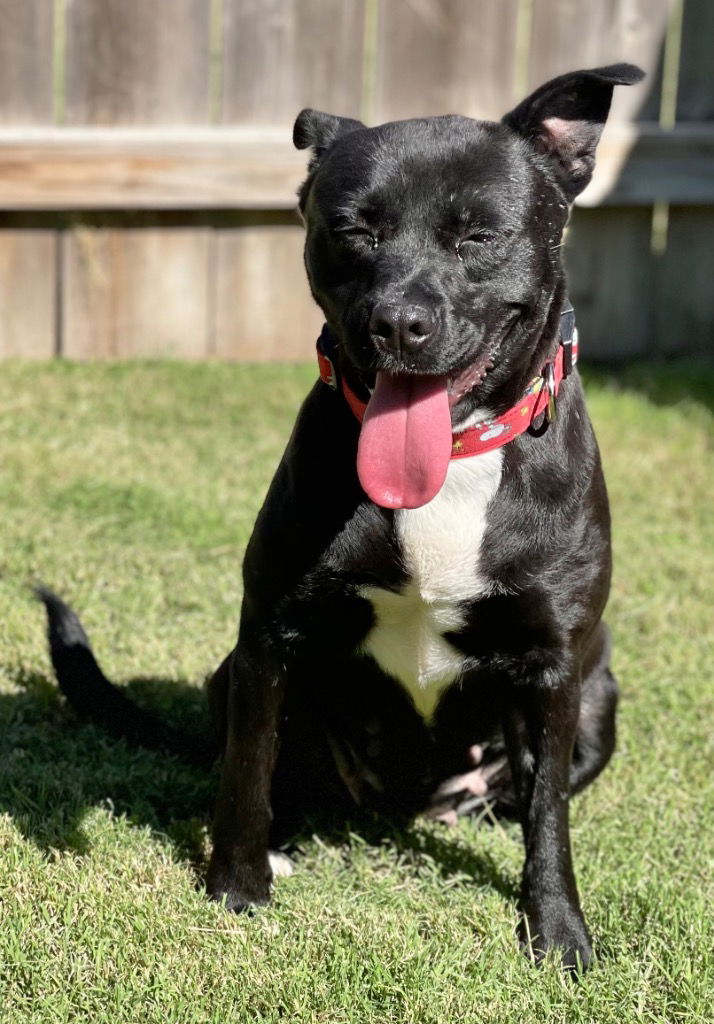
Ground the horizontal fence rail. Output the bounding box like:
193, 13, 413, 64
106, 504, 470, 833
0, 0, 712, 361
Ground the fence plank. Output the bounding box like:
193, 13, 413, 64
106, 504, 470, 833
62, 0, 213, 358
564, 206, 655, 359
3, 124, 714, 210
64, 0, 211, 125
0, 0, 55, 124
63, 221, 210, 358
580, 123, 714, 206
0, 128, 306, 210
527, 0, 669, 123
0, 0, 711, 364
0, 229, 56, 357
655, 207, 714, 355
374, 0, 520, 123
222, 0, 365, 125
0, 0, 57, 359
676, 0, 714, 122
214, 220, 322, 360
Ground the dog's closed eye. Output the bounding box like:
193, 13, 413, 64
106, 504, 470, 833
455, 229, 499, 262
462, 230, 496, 245
335, 225, 380, 249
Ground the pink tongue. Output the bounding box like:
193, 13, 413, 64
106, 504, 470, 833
357, 372, 452, 509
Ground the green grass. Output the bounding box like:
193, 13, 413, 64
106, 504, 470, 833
0, 360, 712, 1023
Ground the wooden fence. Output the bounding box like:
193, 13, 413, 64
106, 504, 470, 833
0, 0, 712, 361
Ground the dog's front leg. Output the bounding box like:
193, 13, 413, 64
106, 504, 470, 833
206, 637, 285, 912
503, 674, 592, 970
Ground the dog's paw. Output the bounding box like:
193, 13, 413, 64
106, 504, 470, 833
205, 854, 272, 913
520, 905, 593, 973
268, 850, 295, 878
425, 748, 511, 823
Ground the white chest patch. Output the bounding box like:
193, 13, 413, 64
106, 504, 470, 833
359, 449, 504, 720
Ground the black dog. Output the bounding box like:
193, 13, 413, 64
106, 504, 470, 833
40, 63, 643, 970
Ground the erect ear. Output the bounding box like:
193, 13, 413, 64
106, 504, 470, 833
293, 109, 364, 168
502, 63, 644, 201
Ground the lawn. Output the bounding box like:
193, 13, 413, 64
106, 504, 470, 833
0, 359, 712, 1023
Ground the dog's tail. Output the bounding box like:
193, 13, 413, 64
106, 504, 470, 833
36, 586, 213, 767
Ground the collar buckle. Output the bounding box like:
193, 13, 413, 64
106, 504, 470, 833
527, 362, 557, 438
560, 300, 575, 378
544, 361, 557, 424
561, 335, 574, 378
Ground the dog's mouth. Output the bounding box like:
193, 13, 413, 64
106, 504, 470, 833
356, 346, 497, 511
447, 349, 496, 407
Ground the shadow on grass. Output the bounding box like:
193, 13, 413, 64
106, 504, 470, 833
0, 670, 517, 900
0, 671, 215, 866
365, 822, 518, 901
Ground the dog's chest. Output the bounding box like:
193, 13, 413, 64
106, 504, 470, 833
359, 451, 503, 719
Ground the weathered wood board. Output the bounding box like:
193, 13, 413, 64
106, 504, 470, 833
0, 0, 710, 361
64, 0, 212, 125
213, 219, 322, 361
564, 206, 655, 359
63, 221, 211, 359
2, 125, 714, 210
222, 0, 366, 125
0, 129, 306, 210
0, 229, 56, 358
656, 207, 714, 356
373, 0, 521, 122
60, 0, 213, 358
0, 1, 57, 357
0, 0, 55, 125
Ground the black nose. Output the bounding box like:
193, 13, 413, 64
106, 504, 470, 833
369, 303, 436, 356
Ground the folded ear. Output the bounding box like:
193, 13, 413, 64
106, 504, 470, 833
502, 63, 644, 201
293, 109, 365, 167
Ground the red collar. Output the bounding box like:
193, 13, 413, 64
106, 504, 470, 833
316, 311, 578, 458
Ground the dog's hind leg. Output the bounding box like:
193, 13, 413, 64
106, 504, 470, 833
426, 625, 618, 825
570, 623, 618, 795
267, 693, 360, 846
425, 748, 513, 824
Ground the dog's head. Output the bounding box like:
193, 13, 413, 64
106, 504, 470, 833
295, 64, 643, 508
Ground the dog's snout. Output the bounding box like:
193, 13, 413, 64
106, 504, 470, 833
369, 303, 436, 356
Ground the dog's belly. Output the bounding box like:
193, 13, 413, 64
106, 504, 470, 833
359, 450, 504, 720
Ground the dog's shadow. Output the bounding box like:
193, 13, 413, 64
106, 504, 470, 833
0, 671, 517, 900
0, 671, 215, 864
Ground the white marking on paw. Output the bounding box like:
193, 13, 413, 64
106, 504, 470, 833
268, 851, 294, 878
